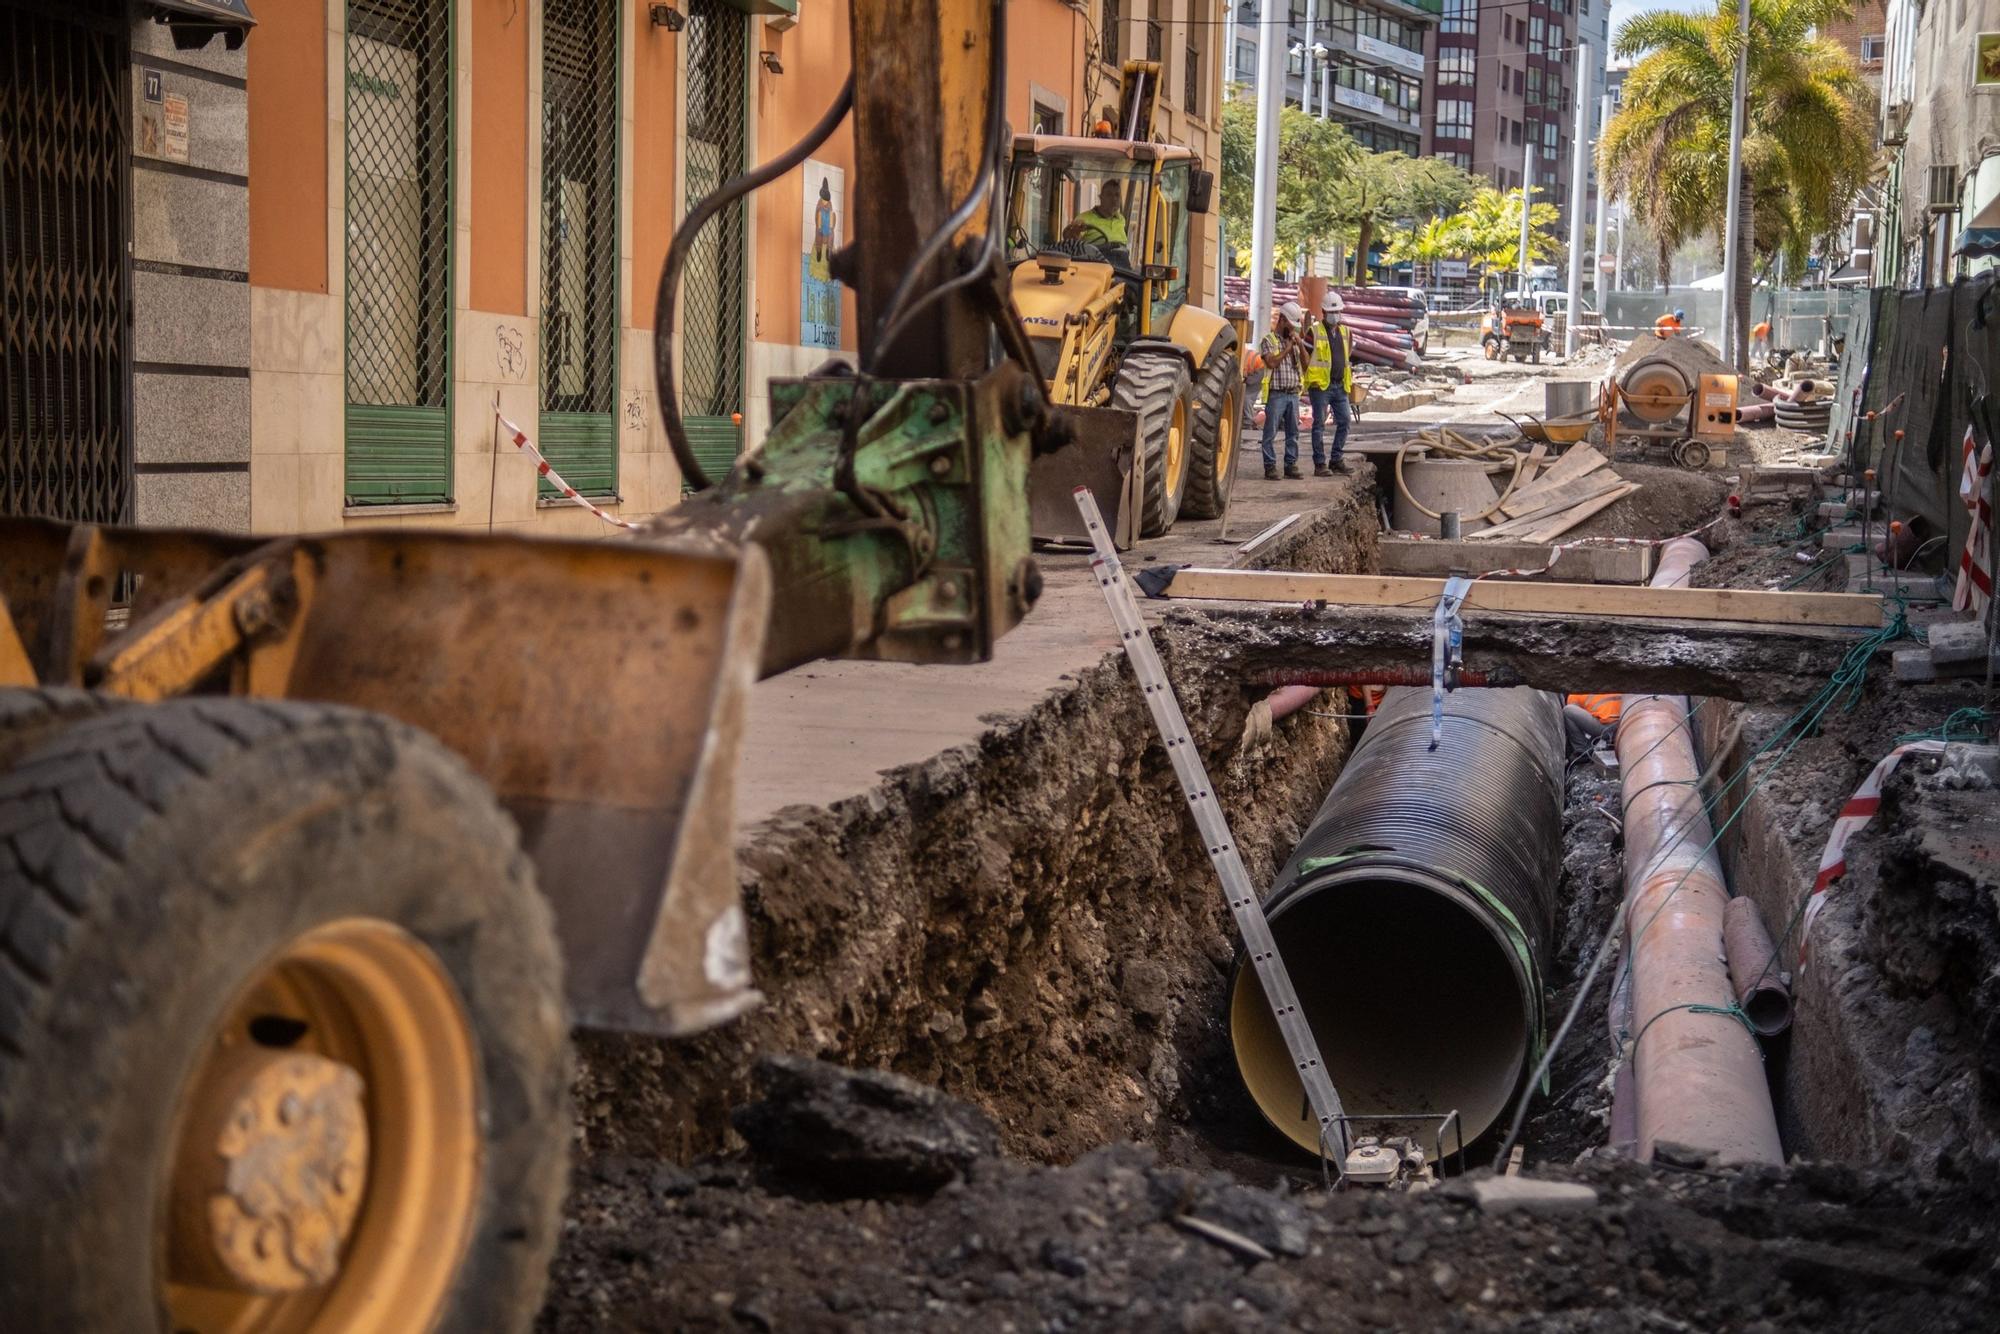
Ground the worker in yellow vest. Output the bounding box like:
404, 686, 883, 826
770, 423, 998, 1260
1307, 292, 1356, 475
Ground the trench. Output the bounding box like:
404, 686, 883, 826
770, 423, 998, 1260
573, 470, 1999, 1193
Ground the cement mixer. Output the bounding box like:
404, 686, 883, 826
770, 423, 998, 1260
1600, 338, 1739, 470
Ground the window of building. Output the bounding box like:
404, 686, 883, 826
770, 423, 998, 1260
345, 0, 455, 505
1550, 23, 1564, 56
1235, 39, 1256, 81
1186, 14, 1205, 116
1033, 100, 1065, 135
539, 0, 619, 499
1527, 66, 1542, 103
1502, 14, 1512, 39
1437, 98, 1473, 137
1288, 45, 1304, 76
1440, 49, 1476, 84
1102, 0, 1120, 67
1146, 15, 1162, 62
1861, 34, 1885, 62
1513, 68, 1524, 93
1440, 0, 1475, 36
1290, 0, 1307, 24
1511, 118, 1522, 145
1529, 15, 1544, 54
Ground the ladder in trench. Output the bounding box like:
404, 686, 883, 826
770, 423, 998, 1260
1073, 487, 1350, 1169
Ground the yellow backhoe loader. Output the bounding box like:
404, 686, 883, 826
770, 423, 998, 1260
1011, 60, 1243, 544
0, 2, 1106, 1329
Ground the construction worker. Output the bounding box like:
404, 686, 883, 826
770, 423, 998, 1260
1563, 692, 1621, 752
1751, 317, 1772, 363
1064, 179, 1128, 253
1259, 300, 1308, 480
1305, 292, 1355, 476
1654, 308, 1684, 338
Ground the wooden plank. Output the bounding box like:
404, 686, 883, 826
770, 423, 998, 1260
1498, 460, 1615, 520
1378, 536, 1653, 583
1525, 482, 1641, 543
1517, 442, 1549, 489
1503, 444, 1606, 511
1153, 567, 1886, 629
1472, 473, 1627, 540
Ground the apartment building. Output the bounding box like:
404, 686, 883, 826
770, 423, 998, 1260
1878, 0, 2000, 286
3, 0, 1224, 537
1423, 0, 1603, 230
1226, 0, 1437, 156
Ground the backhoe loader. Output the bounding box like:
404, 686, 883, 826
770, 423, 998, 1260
0, 2, 1087, 1328
1011, 61, 1243, 544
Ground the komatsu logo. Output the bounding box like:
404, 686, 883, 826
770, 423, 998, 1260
1024, 315, 1060, 327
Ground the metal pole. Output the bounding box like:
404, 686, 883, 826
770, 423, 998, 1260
1720, 0, 1750, 367
1615, 203, 1626, 291
1518, 137, 1535, 296
1564, 41, 1592, 357
1223, 0, 1235, 103
1250, 0, 1286, 340
1302, 0, 1317, 117
1592, 91, 1612, 298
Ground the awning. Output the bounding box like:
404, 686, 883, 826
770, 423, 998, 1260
148, 0, 255, 50
1956, 226, 2000, 258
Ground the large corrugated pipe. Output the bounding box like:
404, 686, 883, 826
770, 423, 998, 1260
1229, 686, 1566, 1154
1616, 538, 1784, 1166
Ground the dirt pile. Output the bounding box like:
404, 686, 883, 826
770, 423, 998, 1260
542, 1095, 1998, 1332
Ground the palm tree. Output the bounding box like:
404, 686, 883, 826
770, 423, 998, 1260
1384, 218, 1460, 288
1601, 0, 1875, 367
1450, 187, 1561, 286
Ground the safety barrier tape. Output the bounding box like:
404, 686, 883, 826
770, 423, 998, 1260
1953, 423, 1994, 614
1798, 738, 1949, 962
494, 408, 638, 531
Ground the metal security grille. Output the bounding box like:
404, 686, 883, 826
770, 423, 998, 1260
345, 0, 453, 505
539, 0, 618, 498
680, 0, 748, 485
1102, 0, 1121, 66
0, 1, 129, 523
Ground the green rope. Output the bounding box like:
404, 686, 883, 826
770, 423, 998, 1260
1897, 707, 1993, 744
1628, 1000, 1759, 1051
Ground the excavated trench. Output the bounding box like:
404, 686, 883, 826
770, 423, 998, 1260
573, 472, 1999, 1193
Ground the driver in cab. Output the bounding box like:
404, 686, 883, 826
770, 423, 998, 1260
1064, 180, 1129, 262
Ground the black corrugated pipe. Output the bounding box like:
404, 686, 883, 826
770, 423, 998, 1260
1230, 686, 1566, 1155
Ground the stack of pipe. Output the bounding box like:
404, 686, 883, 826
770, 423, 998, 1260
1331, 287, 1424, 370
1612, 538, 1784, 1166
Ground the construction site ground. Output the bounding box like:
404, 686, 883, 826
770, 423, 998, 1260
543, 351, 2000, 1330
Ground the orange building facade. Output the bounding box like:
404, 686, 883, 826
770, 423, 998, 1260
241, 0, 1226, 537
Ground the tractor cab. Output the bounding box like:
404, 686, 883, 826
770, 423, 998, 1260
1005, 137, 1201, 362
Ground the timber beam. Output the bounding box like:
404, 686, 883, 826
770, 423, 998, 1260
1164, 604, 1878, 706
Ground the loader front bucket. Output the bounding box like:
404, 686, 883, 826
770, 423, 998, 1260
1029, 404, 1141, 549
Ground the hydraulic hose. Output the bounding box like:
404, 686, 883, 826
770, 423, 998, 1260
1229, 686, 1566, 1154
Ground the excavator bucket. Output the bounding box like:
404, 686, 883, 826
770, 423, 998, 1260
1029, 403, 1141, 549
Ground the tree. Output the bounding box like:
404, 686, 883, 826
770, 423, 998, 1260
1219, 99, 1357, 274
1306, 151, 1481, 286
1600, 0, 1875, 366
1448, 187, 1562, 279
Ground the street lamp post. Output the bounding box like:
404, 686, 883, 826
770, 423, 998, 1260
1250, 0, 1287, 340
1564, 41, 1592, 357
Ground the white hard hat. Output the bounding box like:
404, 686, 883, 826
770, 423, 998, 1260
1323, 291, 1344, 313
1279, 300, 1304, 325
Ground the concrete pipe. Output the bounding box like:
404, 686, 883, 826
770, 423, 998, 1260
1723, 896, 1794, 1037
1616, 537, 1784, 1166
1229, 686, 1565, 1155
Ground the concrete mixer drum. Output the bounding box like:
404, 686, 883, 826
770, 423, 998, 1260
1619, 361, 1693, 425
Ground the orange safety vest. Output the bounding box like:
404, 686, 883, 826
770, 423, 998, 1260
1568, 693, 1622, 724
1654, 314, 1681, 337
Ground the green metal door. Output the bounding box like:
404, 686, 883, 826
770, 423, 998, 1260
538, 0, 618, 499
680, 0, 748, 485
344, 0, 454, 506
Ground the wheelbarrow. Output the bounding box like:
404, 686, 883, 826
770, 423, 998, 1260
1497, 409, 1594, 448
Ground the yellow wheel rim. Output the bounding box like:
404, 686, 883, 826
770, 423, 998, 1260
1165, 397, 1189, 501
1216, 382, 1239, 485
163, 919, 481, 1334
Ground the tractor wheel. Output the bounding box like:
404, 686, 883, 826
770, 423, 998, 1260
0, 697, 570, 1334
1482, 336, 1500, 361
1179, 333, 1243, 521
0, 685, 122, 771
1530, 342, 1542, 365
1114, 354, 1196, 538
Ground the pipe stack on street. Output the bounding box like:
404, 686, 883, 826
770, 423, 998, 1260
1330, 287, 1423, 371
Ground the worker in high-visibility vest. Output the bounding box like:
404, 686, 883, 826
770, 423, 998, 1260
1305, 292, 1356, 476
1654, 309, 1684, 338
1751, 318, 1772, 363
1564, 692, 1621, 752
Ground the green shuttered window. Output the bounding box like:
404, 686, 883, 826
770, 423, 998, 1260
345, 0, 454, 506
539, 0, 619, 498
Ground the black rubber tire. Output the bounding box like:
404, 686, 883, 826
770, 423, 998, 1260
1114, 353, 1196, 538
0, 686, 123, 772
0, 698, 570, 1333
1482, 336, 1500, 360
1179, 332, 1243, 521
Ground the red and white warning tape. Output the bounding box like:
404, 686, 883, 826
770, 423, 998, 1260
495, 409, 637, 530
1952, 423, 1993, 615
1798, 739, 1949, 963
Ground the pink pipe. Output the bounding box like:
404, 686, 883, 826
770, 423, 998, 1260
1615, 538, 1784, 1166
1264, 684, 1323, 722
